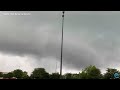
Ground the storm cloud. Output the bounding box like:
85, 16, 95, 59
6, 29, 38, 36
0, 11, 120, 74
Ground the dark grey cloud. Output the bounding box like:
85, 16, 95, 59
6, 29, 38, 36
0, 11, 120, 73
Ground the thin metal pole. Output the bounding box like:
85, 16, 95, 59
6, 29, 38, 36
55, 61, 57, 73
60, 11, 65, 78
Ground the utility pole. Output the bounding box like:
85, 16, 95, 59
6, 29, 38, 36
60, 11, 65, 78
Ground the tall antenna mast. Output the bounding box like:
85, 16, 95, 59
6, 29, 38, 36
55, 61, 57, 73
60, 11, 65, 78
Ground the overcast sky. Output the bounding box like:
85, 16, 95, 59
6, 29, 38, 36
0, 11, 120, 75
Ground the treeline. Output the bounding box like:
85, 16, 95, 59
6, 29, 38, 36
0, 65, 120, 79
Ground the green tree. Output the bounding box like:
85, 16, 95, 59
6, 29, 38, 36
49, 73, 60, 79
79, 71, 87, 79
22, 71, 29, 79
13, 69, 26, 79
0, 72, 3, 77
3, 72, 14, 78
103, 68, 120, 79
64, 73, 73, 79
72, 74, 80, 79
30, 68, 49, 79
79, 65, 102, 79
